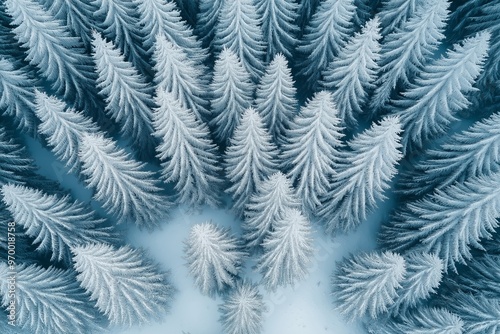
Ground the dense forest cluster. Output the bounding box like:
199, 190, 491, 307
0, 0, 499, 333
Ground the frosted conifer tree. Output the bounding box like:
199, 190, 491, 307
219, 281, 266, 334
318, 116, 402, 234
92, 31, 156, 155
368, 307, 464, 334
135, 0, 208, 64
296, 0, 356, 89
378, 0, 422, 35
0, 263, 101, 334
393, 31, 490, 152
42, 0, 97, 48
184, 222, 245, 296
398, 112, 500, 196
195, 0, 223, 49
257, 208, 314, 291
34, 90, 101, 172
214, 0, 265, 82
225, 108, 278, 215
78, 133, 168, 229
243, 172, 301, 250
210, 48, 254, 142
321, 17, 382, 125
389, 253, 443, 314
333, 251, 406, 320
72, 243, 173, 327
1, 184, 115, 263
5, 0, 97, 110
0, 127, 31, 186
449, 293, 500, 334
255, 54, 298, 145
255, 0, 298, 61
152, 34, 209, 121
153, 90, 223, 208
0, 58, 37, 133
370, 0, 448, 113
92, 0, 149, 73
381, 171, 500, 271
281, 91, 343, 213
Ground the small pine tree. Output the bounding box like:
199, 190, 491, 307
214, 0, 266, 82
390, 253, 443, 314
381, 171, 500, 271
91, 31, 156, 155
370, 0, 448, 113
0, 263, 102, 334
153, 90, 223, 208
219, 281, 266, 334
296, 0, 356, 89
34, 90, 100, 172
255, 53, 298, 145
242, 172, 301, 250
0, 58, 37, 134
333, 251, 406, 320
281, 91, 344, 213
321, 17, 382, 125
72, 243, 174, 327
225, 108, 279, 215
318, 116, 402, 235
92, 0, 149, 73
255, 0, 298, 61
5, 0, 96, 110
210, 48, 254, 142
1, 184, 115, 263
257, 208, 314, 291
449, 293, 500, 334
152, 33, 209, 121
0, 127, 31, 186
378, 0, 423, 35
184, 222, 245, 296
78, 133, 168, 229
393, 31, 490, 153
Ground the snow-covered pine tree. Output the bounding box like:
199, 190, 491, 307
281, 91, 343, 213
0, 58, 37, 134
1, 183, 115, 263
92, 31, 156, 156
389, 253, 443, 314
296, 0, 356, 90
370, 0, 448, 113
393, 31, 490, 153
378, 0, 423, 35
153, 90, 223, 208
219, 281, 266, 334
152, 33, 209, 121
92, 0, 149, 74
34, 90, 100, 172
195, 0, 223, 49
225, 108, 278, 215
257, 208, 314, 291
381, 171, 500, 271
135, 0, 208, 65
0, 263, 102, 334
210, 48, 254, 142
255, 53, 298, 146
397, 112, 500, 197
333, 251, 406, 320
214, 0, 266, 82
72, 243, 174, 327
255, 0, 298, 61
78, 133, 168, 229
42, 0, 97, 48
367, 307, 464, 334
5, 0, 97, 111
449, 293, 500, 334
0, 127, 31, 186
242, 172, 301, 250
184, 222, 245, 296
321, 17, 381, 125
318, 116, 402, 235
